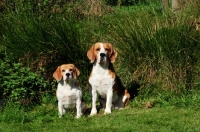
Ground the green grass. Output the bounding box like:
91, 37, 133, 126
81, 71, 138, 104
0, 1, 200, 131
0, 103, 199, 132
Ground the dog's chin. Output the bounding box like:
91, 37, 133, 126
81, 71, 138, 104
99, 58, 107, 64
99, 60, 106, 65
64, 78, 73, 81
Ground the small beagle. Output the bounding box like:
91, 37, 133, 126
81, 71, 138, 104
87, 42, 130, 116
53, 64, 86, 118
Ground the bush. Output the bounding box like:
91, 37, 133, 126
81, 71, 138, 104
0, 47, 50, 105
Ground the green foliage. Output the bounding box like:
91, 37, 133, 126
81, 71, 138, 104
0, 47, 50, 104
0, 0, 199, 107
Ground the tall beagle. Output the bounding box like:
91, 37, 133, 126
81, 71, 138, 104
87, 42, 130, 116
53, 64, 86, 118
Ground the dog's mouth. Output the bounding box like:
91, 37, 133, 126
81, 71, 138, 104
64, 78, 75, 83
100, 56, 106, 62
64, 76, 73, 81
100, 57, 104, 62
66, 77, 72, 80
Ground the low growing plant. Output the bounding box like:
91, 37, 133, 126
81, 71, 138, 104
0, 47, 50, 105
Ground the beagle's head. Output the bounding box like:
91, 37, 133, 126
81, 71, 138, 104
87, 42, 118, 64
53, 64, 80, 82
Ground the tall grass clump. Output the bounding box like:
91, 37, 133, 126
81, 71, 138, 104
0, 0, 98, 71
106, 3, 200, 97
0, 0, 98, 104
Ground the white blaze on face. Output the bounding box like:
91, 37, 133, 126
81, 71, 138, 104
62, 69, 73, 81
97, 43, 107, 64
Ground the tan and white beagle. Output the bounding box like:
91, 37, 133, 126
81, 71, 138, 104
87, 42, 130, 115
53, 64, 86, 118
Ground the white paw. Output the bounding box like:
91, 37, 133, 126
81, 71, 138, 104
89, 113, 97, 116
104, 109, 111, 115
90, 108, 97, 116
75, 115, 81, 118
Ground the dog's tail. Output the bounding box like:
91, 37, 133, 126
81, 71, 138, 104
123, 89, 130, 107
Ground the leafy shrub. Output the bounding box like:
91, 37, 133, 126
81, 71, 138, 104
0, 47, 50, 105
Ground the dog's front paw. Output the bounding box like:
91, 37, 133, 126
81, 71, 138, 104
89, 113, 97, 116
75, 115, 81, 118
104, 108, 111, 115
58, 112, 63, 118
90, 108, 97, 116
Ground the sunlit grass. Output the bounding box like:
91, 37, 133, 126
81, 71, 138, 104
0, 103, 199, 132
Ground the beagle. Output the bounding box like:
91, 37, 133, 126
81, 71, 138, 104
53, 64, 86, 118
87, 42, 130, 116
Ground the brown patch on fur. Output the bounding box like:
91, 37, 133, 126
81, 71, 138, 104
145, 102, 152, 108
109, 63, 128, 99
75, 81, 80, 87
53, 66, 62, 82
124, 90, 130, 107
107, 63, 116, 79
72, 66, 80, 79
87, 44, 96, 63
103, 43, 118, 63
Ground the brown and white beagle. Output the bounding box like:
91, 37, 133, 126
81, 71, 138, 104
87, 42, 130, 115
53, 64, 86, 118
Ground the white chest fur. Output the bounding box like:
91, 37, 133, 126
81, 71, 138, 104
57, 83, 81, 108
89, 77, 114, 98
89, 62, 116, 100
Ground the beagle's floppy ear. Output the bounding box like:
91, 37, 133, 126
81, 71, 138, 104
53, 66, 62, 82
73, 66, 80, 79
87, 45, 95, 63
109, 44, 118, 63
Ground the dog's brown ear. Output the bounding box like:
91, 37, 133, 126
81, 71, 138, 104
109, 44, 118, 63
87, 45, 95, 63
53, 66, 62, 82
73, 66, 80, 79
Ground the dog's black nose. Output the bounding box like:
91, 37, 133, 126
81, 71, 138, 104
66, 73, 70, 77
100, 53, 106, 57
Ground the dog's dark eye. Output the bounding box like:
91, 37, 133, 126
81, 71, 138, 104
69, 68, 73, 71
105, 48, 109, 51
62, 69, 65, 72
96, 48, 100, 51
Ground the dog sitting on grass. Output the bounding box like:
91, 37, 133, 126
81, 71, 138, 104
53, 64, 86, 118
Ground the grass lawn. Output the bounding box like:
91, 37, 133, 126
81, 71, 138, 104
0, 1, 199, 132
0, 104, 199, 132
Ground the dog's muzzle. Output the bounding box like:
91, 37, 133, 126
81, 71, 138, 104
65, 73, 71, 79
100, 53, 106, 62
